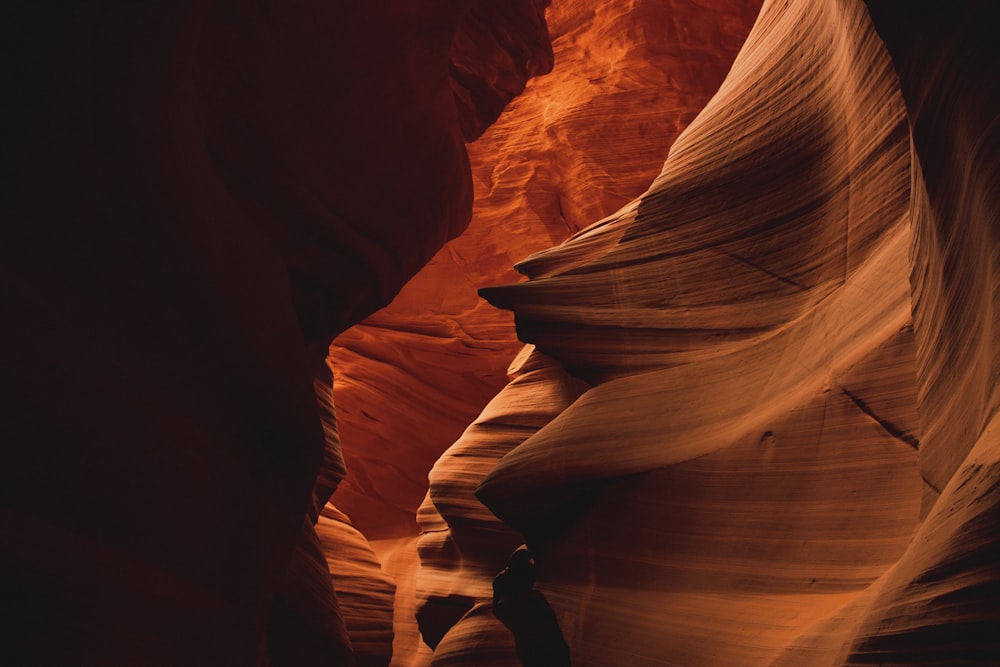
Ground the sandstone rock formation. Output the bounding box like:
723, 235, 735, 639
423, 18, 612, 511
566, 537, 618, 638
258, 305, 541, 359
330, 0, 763, 541
417, 0, 1000, 665
838, 3, 1000, 663
317, 504, 397, 667
415, 347, 587, 664
2, 2, 550, 663
329, 0, 762, 661
6, 0, 999, 664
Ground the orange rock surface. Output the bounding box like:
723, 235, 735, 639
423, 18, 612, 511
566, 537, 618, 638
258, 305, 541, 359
331, 0, 763, 541
414, 347, 587, 664
354, 3, 1000, 659
428, 0, 998, 664
7, 0, 999, 664
317, 504, 397, 667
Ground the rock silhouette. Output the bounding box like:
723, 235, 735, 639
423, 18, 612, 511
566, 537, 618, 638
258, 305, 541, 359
2, 1, 550, 663
492, 548, 571, 667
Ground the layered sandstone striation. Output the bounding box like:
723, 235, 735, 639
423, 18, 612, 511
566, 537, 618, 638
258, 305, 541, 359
415, 347, 587, 664
331, 0, 763, 542
7, 0, 998, 664
337, 0, 762, 661
317, 504, 397, 667
836, 3, 1000, 663
424, 0, 1000, 664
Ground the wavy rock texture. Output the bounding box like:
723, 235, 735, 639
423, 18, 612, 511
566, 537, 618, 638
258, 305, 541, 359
317, 504, 397, 667
331, 0, 763, 541
2, 2, 550, 663
837, 3, 1000, 664
459, 0, 997, 664
415, 347, 588, 665
8, 0, 997, 664
331, 0, 761, 661
480, 0, 915, 534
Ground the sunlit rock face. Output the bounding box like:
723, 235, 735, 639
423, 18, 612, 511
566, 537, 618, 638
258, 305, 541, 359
415, 347, 588, 665
475, 0, 916, 661
2, 1, 550, 664
837, 3, 1000, 664
331, 0, 763, 542
424, 0, 1000, 664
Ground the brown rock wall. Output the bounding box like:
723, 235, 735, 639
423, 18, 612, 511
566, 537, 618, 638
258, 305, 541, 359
840, 4, 1000, 663
447, 0, 1000, 664
478, 0, 914, 538
317, 505, 397, 667
457, 0, 987, 664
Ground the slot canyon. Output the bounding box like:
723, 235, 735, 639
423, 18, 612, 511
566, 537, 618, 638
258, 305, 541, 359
3, 0, 998, 665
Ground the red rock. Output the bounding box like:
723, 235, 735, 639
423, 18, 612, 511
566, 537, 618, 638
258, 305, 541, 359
453, 0, 999, 664
414, 348, 587, 657
8, 0, 999, 663
317, 504, 397, 667
331, 0, 763, 541
2, 2, 551, 663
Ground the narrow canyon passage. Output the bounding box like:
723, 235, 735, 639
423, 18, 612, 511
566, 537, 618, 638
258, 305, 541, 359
4, 1, 999, 665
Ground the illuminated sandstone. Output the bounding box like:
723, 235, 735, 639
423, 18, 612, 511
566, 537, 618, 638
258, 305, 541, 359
421, 0, 998, 664
6, 0, 999, 664
331, 0, 762, 542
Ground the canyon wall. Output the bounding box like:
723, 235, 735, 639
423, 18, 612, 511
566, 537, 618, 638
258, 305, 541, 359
419, 0, 1000, 665
838, 3, 1000, 663
326, 1, 763, 661
2, 1, 550, 663
330, 0, 763, 541
5, 0, 998, 664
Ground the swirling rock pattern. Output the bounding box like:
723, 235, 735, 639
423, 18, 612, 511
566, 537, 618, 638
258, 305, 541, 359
839, 3, 1000, 664
330, 0, 763, 542
452, 0, 997, 663
415, 348, 587, 664
7, 0, 998, 664
317, 504, 397, 667
479, 0, 915, 536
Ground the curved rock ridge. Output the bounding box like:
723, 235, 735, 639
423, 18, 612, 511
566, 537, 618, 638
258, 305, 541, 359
834, 3, 1000, 664
330, 0, 763, 540
426, 602, 523, 667
317, 504, 397, 667
478, 0, 914, 536
415, 347, 588, 663
267, 515, 356, 666
461, 0, 971, 664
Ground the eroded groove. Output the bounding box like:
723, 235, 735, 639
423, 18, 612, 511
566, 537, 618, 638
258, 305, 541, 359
841, 386, 921, 450
923, 474, 943, 496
